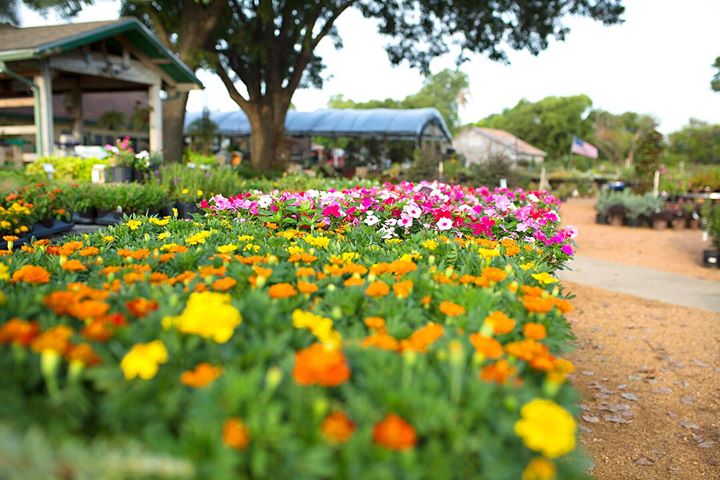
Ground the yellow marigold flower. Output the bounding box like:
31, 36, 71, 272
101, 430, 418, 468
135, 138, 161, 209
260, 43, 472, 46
478, 247, 500, 259
292, 309, 341, 346
103, 235, 114, 242
158, 232, 170, 241
186, 230, 212, 245
514, 399, 576, 458
171, 292, 242, 343
522, 458, 556, 480
120, 340, 168, 380
127, 219, 142, 231
421, 239, 437, 251
238, 235, 255, 242
304, 234, 330, 249
0, 263, 9, 281
520, 262, 534, 271
217, 244, 238, 254
148, 217, 170, 226
532, 272, 559, 285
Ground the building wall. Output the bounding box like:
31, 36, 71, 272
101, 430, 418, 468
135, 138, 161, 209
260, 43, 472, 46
453, 129, 514, 166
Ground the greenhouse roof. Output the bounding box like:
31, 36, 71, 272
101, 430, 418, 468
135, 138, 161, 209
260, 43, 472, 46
184, 108, 452, 141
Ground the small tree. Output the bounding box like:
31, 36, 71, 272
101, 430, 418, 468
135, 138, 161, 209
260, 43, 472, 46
635, 130, 664, 193
186, 109, 219, 155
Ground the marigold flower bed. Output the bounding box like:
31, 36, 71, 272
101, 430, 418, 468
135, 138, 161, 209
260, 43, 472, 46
0, 181, 584, 479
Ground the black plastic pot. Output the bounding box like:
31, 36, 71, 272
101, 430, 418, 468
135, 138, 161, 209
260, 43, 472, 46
595, 213, 608, 225
111, 166, 133, 183
31, 219, 74, 238
95, 209, 122, 226
72, 208, 97, 225
703, 250, 719, 268
159, 206, 174, 217
176, 201, 202, 219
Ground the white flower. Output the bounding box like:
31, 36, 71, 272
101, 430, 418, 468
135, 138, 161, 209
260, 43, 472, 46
403, 204, 422, 218
528, 193, 539, 203
364, 214, 380, 226
436, 218, 453, 231
135, 150, 150, 160
257, 195, 273, 208
385, 218, 398, 227
379, 226, 396, 239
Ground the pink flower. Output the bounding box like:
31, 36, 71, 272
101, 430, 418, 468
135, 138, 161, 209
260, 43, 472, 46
561, 244, 574, 256
399, 214, 413, 228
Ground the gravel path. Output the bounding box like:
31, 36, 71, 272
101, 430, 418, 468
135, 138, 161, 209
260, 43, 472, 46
561, 198, 720, 282
566, 282, 720, 479
559, 255, 720, 312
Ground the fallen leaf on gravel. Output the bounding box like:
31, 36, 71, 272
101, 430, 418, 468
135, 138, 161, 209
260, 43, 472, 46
581, 371, 594, 376
652, 387, 673, 394
681, 395, 695, 405
679, 421, 700, 430
617, 384, 627, 389
582, 415, 601, 424
691, 359, 709, 368
634, 457, 655, 466
603, 414, 631, 424
621, 393, 638, 401
578, 425, 593, 433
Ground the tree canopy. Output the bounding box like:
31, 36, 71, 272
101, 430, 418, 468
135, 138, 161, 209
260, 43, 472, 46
668, 119, 720, 165
328, 69, 469, 133
476, 95, 594, 160
0, 0, 91, 24
589, 109, 656, 167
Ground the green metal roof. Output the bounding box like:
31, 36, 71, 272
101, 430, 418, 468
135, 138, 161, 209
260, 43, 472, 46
0, 18, 202, 88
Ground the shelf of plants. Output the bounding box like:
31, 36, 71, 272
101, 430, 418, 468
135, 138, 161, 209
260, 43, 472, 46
0, 181, 584, 479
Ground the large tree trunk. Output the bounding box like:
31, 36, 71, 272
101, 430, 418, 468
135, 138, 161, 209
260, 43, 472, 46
244, 97, 290, 172
162, 89, 189, 163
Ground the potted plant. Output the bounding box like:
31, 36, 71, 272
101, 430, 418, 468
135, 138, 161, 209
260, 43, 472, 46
107, 137, 136, 183
94, 185, 124, 226
70, 184, 97, 225
702, 203, 720, 268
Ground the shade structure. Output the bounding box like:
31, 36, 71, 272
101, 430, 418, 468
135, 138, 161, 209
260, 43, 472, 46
184, 108, 452, 142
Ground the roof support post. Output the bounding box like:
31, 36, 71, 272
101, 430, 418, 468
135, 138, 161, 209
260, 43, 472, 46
33, 60, 54, 156
148, 80, 163, 154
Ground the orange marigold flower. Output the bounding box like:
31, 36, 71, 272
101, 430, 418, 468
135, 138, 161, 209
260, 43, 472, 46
505, 338, 550, 363
68, 300, 110, 320
123, 271, 146, 284
343, 276, 364, 287
297, 281, 318, 294
372, 414, 417, 450
482, 267, 507, 283
222, 417, 250, 450
364, 316, 386, 331
296, 267, 316, 278
31, 325, 73, 354
553, 298, 573, 314
365, 280, 390, 297
269, 283, 298, 299
44, 290, 77, 316
322, 411, 356, 443
480, 359, 516, 384
393, 280, 413, 299
523, 296, 555, 314
212, 277, 238, 291
523, 323, 547, 340
12, 265, 50, 284
78, 246, 100, 257
0, 318, 40, 346
199, 265, 226, 277
362, 333, 400, 351
469, 333, 503, 359
421, 295, 431, 306
439, 301, 465, 317
292, 343, 350, 387
181, 362, 223, 388
61, 259, 87, 272
403, 322, 444, 353
65, 343, 101, 367
484, 311, 516, 335
521, 285, 544, 297
126, 298, 159, 318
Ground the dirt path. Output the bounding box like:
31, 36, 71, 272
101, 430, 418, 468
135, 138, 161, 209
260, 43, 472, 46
566, 282, 720, 479
561, 198, 720, 282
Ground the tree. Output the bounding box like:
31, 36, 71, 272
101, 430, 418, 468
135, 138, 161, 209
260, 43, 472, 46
205, 1, 624, 172
186, 108, 219, 154
712, 56, 720, 92
120, 1, 226, 163
1, 0, 91, 25
328, 69, 469, 133
477, 95, 594, 160
590, 110, 656, 168
668, 118, 720, 165
635, 129, 664, 193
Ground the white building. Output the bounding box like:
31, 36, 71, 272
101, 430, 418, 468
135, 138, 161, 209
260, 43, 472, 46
453, 127, 546, 166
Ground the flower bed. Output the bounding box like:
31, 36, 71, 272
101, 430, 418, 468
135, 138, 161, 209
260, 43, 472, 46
0, 181, 583, 479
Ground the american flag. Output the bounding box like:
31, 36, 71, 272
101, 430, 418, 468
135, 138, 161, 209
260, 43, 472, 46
570, 136, 598, 159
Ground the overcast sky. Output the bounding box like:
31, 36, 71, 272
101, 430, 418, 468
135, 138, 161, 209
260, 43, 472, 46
19, 0, 720, 133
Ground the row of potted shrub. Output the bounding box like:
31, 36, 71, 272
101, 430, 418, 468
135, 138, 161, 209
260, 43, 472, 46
595, 191, 703, 229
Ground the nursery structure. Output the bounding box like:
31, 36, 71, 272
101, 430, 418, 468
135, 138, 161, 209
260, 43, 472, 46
0, 18, 202, 161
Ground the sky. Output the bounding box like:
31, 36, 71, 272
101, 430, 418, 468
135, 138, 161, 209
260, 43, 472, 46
18, 0, 720, 134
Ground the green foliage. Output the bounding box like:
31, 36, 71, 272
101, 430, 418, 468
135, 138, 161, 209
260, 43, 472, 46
668, 119, 720, 165
689, 166, 720, 192
595, 191, 663, 218
407, 145, 441, 182
590, 110, 657, 166
186, 151, 219, 167
25, 156, 108, 182
702, 202, 720, 249
634, 130, 664, 193
712, 56, 720, 92
476, 95, 594, 161
186, 109, 219, 154
98, 110, 127, 131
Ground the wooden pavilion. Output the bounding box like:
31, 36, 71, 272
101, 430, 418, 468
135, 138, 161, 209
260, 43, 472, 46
0, 18, 202, 161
